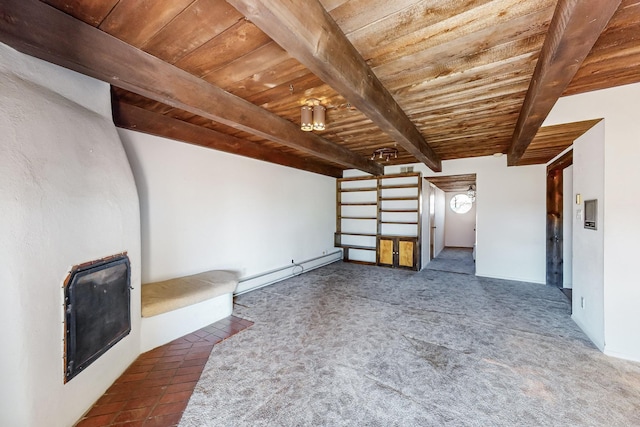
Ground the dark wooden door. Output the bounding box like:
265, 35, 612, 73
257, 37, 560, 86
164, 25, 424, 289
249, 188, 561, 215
546, 151, 572, 288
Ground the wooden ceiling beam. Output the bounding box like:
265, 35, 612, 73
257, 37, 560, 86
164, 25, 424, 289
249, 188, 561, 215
0, 0, 382, 176
113, 100, 343, 178
547, 150, 573, 173
227, 0, 442, 172
507, 0, 621, 166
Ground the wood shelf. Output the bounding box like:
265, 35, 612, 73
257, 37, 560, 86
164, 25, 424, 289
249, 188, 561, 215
336, 244, 376, 251
340, 202, 377, 206
336, 172, 422, 269
379, 172, 421, 179
380, 184, 418, 189
346, 260, 377, 266
339, 216, 377, 220
381, 221, 419, 225
339, 187, 377, 192
380, 196, 419, 201
338, 175, 378, 182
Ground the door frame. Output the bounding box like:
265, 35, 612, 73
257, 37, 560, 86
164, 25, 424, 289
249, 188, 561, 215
429, 186, 435, 260
546, 150, 573, 287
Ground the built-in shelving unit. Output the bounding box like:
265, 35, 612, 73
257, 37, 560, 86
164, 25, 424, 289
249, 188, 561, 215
335, 175, 378, 264
335, 172, 422, 269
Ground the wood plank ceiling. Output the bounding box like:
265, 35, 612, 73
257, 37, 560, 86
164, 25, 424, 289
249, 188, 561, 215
3, 0, 639, 176
426, 174, 477, 193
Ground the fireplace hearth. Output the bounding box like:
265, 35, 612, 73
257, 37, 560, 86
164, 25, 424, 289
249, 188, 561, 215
63, 254, 131, 382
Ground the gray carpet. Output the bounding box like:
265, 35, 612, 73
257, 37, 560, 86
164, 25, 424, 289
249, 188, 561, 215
179, 262, 640, 427
425, 247, 475, 275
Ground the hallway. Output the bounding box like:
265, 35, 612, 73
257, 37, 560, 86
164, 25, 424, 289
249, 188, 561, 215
426, 247, 475, 275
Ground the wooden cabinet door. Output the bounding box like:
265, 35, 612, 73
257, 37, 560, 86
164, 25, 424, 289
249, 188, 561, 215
398, 240, 415, 268
378, 238, 394, 266
377, 236, 418, 270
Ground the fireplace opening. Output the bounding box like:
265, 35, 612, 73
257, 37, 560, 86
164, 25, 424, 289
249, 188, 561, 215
64, 254, 131, 383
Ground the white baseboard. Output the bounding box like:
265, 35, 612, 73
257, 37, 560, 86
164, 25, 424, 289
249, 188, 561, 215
475, 272, 545, 285
603, 348, 640, 363
571, 314, 605, 352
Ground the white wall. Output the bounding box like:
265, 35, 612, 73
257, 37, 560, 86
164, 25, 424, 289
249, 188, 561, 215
421, 181, 432, 266
434, 187, 446, 256
444, 192, 476, 248
571, 124, 605, 349
119, 130, 337, 293
387, 156, 546, 284
545, 82, 640, 362
563, 165, 573, 288
420, 182, 445, 268
0, 44, 141, 427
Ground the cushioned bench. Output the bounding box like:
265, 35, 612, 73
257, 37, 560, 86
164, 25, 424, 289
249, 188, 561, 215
140, 270, 239, 352
141, 270, 238, 317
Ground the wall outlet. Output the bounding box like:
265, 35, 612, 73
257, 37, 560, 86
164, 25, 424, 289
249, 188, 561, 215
580, 297, 585, 309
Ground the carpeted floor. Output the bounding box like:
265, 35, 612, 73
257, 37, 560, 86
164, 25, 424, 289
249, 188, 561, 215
425, 247, 475, 275
179, 262, 640, 427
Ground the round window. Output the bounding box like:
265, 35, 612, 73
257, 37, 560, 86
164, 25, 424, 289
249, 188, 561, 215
450, 194, 472, 214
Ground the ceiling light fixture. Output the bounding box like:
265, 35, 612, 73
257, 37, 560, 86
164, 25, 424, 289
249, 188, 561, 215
467, 184, 476, 203
370, 147, 398, 162
301, 104, 313, 131
301, 98, 325, 131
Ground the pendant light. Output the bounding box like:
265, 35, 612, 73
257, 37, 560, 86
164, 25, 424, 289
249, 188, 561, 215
301, 98, 325, 132
301, 105, 313, 131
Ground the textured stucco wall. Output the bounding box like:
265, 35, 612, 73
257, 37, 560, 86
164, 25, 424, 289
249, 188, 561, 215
545, 82, 640, 362
118, 128, 337, 292
0, 43, 141, 427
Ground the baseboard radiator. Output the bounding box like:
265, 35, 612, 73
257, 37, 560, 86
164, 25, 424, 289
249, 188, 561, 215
234, 250, 342, 295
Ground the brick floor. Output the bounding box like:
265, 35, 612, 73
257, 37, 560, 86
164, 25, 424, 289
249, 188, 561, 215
74, 316, 253, 427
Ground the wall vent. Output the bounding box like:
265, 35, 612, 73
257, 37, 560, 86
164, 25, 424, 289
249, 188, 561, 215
400, 166, 414, 173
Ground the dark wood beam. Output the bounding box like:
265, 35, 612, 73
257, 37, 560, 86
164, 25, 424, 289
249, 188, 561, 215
547, 150, 573, 174
113, 100, 344, 178
0, 0, 382, 176
227, 0, 442, 172
507, 0, 621, 166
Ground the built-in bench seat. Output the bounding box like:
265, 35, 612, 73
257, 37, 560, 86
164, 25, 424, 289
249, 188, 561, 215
140, 270, 239, 352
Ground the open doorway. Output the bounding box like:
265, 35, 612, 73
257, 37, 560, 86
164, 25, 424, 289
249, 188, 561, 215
429, 187, 436, 260
547, 151, 573, 297
425, 174, 477, 274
